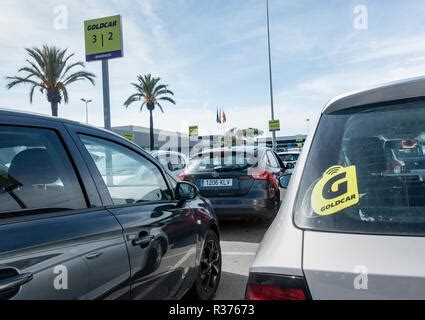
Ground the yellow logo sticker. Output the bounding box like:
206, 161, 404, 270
311, 165, 359, 216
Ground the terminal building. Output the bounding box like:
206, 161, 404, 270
258, 135, 307, 152
111, 125, 307, 155
112, 125, 189, 153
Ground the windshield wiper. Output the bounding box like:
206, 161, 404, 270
213, 164, 250, 172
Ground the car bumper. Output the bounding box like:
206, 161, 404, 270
208, 197, 276, 220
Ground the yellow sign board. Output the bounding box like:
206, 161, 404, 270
123, 133, 134, 142
269, 120, 280, 132
189, 126, 199, 137
84, 15, 123, 62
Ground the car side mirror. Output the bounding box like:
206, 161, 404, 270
175, 182, 199, 201
286, 163, 295, 169
279, 174, 292, 189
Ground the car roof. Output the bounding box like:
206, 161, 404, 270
323, 76, 425, 114
151, 150, 186, 157
0, 108, 125, 139
278, 151, 300, 155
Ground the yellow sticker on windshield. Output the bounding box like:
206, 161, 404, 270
311, 165, 359, 216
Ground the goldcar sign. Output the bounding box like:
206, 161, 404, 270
84, 15, 123, 62
123, 133, 134, 142
269, 120, 281, 132
189, 126, 199, 137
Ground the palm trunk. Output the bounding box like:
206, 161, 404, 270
51, 102, 58, 117
149, 109, 154, 151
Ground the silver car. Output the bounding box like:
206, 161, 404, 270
247, 77, 425, 300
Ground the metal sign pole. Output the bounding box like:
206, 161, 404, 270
266, 0, 277, 151
102, 59, 111, 130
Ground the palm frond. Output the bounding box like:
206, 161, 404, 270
62, 71, 96, 86
60, 61, 84, 81
25, 47, 45, 71
124, 93, 143, 108
153, 84, 168, 95
57, 52, 75, 78
61, 86, 69, 104
23, 59, 45, 80
29, 83, 42, 103
140, 101, 147, 112
155, 89, 174, 97
5, 76, 41, 89
157, 96, 176, 105
155, 102, 164, 113
131, 82, 148, 94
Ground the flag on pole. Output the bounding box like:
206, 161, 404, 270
216, 108, 221, 124
221, 110, 227, 124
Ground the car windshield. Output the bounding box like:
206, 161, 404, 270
188, 150, 258, 172
294, 101, 425, 236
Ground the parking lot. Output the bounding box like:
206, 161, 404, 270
4, 0, 425, 304
214, 219, 272, 300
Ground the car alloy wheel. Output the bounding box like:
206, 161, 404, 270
200, 239, 221, 294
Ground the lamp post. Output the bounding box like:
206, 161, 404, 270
81, 98, 92, 124
306, 118, 311, 134
266, 0, 277, 151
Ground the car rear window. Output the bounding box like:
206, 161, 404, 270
294, 101, 425, 236
188, 150, 257, 172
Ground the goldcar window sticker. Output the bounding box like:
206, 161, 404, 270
311, 165, 359, 216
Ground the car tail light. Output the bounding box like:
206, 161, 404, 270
245, 273, 310, 300
177, 172, 186, 181
251, 168, 271, 180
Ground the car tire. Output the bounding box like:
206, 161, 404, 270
187, 230, 221, 300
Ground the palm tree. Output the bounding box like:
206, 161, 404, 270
6, 45, 95, 117
124, 74, 176, 150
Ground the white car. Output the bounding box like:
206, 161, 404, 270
247, 77, 425, 300
277, 151, 300, 169
150, 151, 189, 177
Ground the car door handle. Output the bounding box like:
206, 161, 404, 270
85, 252, 104, 260
132, 235, 154, 247
0, 273, 33, 292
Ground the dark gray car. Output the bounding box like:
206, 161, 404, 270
180, 147, 287, 221
0, 109, 220, 300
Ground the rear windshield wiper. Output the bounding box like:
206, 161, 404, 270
213, 164, 251, 172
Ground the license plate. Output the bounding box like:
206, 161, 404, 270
202, 179, 233, 187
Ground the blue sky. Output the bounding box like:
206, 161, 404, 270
2, 0, 425, 137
